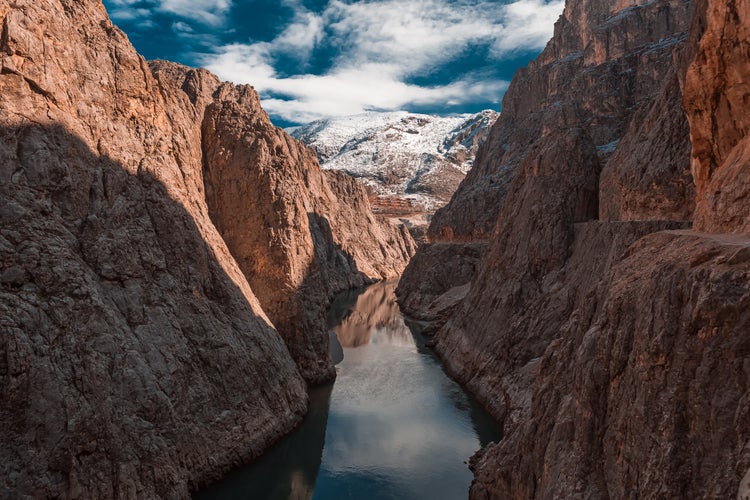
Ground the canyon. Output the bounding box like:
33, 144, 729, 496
0, 0, 748, 498
397, 0, 750, 498
0, 0, 413, 496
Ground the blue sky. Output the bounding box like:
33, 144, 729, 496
103, 0, 564, 127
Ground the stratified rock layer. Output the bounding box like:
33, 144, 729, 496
399, 0, 750, 497
0, 0, 414, 496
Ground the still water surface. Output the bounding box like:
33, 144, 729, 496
196, 280, 502, 499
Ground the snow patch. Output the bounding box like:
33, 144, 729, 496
289, 110, 498, 211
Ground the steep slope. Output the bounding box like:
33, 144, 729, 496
427, 0, 694, 242
0, 1, 306, 496
684, 0, 750, 233
290, 111, 498, 211
399, 0, 750, 497
0, 0, 413, 496
469, 229, 750, 499
399, 0, 695, 318
150, 63, 415, 383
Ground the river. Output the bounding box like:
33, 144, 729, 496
195, 280, 502, 499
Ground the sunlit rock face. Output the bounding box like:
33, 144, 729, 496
0, 0, 415, 495
150, 61, 416, 384
684, 0, 750, 233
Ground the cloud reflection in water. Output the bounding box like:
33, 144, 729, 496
320, 280, 501, 500
194, 280, 501, 500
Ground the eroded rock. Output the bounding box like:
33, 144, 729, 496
0, 0, 414, 496
398, 0, 750, 497
684, 0, 750, 233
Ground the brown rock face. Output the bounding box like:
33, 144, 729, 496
0, 0, 413, 496
0, 1, 306, 497
599, 68, 695, 221
470, 231, 750, 499
396, 242, 487, 321
198, 81, 415, 383
428, 0, 694, 242
399, 0, 750, 497
684, 0, 750, 233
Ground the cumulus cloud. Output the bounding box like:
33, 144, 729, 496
159, 0, 232, 26
273, 1, 326, 59
210, 54, 507, 123
108, 0, 563, 123
199, 0, 562, 123
491, 0, 566, 54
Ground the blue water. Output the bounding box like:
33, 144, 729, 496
195, 280, 501, 499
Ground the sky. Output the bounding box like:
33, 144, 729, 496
102, 0, 564, 127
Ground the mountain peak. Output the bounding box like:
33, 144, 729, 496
289, 110, 498, 212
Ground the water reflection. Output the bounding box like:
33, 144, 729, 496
195, 280, 502, 500
330, 281, 413, 348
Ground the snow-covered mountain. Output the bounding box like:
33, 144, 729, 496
288, 110, 498, 212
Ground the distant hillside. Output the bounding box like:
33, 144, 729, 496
289, 110, 498, 212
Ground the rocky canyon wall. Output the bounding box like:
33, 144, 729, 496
152, 63, 415, 383
426, 0, 694, 243
684, 0, 750, 233
398, 0, 695, 320
0, 0, 413, 496
399, 0, 750, 497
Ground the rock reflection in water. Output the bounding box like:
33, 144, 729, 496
195, 280, 502, 500
329, 281, 412, 348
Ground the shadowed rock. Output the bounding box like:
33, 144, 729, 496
0, 0, 414, 495
398, 0, 750, 497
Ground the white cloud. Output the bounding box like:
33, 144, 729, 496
491, 0, 567, 54
108, 0, 563, 123
109, 5, 152, 22
159, 0, 232, 26
200, 0, 562, 123
107, 0, 233, 27
204, 52, 509, 123
171, 21, 195, 34
273, 4, 325, 60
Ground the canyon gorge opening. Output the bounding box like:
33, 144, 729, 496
1, 0, 749, 499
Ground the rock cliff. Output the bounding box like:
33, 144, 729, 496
427, 0, 694, 243
398, 0, 750, 497
470, 230, 750, 499
0, 0, 413, 496
150, 65, 415, 383
684, 0, 750, 233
